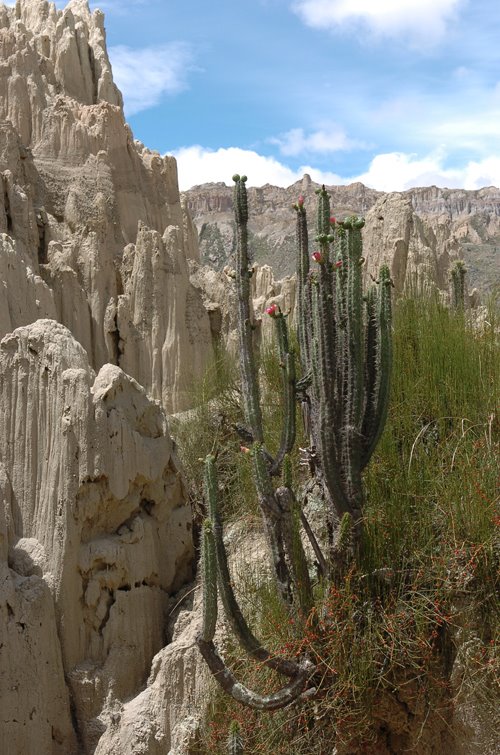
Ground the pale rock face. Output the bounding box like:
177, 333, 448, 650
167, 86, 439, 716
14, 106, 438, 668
0, 320, 194, 752
362, 193, 460, 294
0, 0, 214, 411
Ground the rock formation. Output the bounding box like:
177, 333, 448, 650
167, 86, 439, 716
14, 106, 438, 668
186, 178, 500, 297
0, 319, 193, 753
0, 0, 214, 413
0, 1, 207, 752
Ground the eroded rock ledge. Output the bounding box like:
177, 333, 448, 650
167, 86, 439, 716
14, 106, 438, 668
0, 319, 194, 753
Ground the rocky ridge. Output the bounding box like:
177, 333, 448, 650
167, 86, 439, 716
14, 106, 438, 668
187, 177, 500, 297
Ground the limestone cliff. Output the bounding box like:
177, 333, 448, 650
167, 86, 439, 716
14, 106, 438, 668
0, 0, 213, 413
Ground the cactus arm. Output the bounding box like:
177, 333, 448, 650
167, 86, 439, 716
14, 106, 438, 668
197, 638, 314, 710
233, 175, 264, 441
200, 519, 218, 642
269, 313, 297, 476
450, 260, 466, 310
275, 485, 313, 615
361, 266, 392, 469
295, 202, 312, 373
299, 508, 328, 578
342, 218, 366, 520
252, 444, 293, 603
204, 455, 298, 677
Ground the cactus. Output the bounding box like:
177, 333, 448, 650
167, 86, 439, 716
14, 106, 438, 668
230, 174, 310, 608
298, 188, 393, 536
227, 721, 244, 755
197, 176, 392, 710
196, 455, 314, 709
450, 260, 466, 310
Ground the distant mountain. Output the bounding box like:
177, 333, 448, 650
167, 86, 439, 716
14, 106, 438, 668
185, 176, 500, 296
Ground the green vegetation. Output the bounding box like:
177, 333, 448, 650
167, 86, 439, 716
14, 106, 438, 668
174, 182, 499, 753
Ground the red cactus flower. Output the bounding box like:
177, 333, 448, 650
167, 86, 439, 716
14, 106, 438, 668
266, 303, 278, 317
329, 216, 336, 225
312, 251, 322, 263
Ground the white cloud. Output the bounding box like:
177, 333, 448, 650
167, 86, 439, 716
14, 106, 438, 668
292, 0, 464, 44
171, 144, 500, 193
109, 43, 193, 116
170, 146, 343, 190
354, 151, 500, 191
270, 126, 366, 156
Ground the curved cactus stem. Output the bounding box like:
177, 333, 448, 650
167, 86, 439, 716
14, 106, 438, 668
204, 455, 299, 677
197, 638, 314, 711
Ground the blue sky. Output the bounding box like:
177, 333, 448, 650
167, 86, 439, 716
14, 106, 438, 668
87, 1, 500, 190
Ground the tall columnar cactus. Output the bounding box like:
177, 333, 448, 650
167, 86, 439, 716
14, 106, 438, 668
450, 260, 467, 310
295, 186, 392, 534
230, 174, 311, 608
197, 176, 392, 709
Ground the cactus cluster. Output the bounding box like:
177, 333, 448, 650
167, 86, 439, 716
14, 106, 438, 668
197, 176, 393, 709
296, 185, 393, 533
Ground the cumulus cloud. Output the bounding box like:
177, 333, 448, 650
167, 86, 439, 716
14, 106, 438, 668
292, 0, 464, 45
170, 146, 343, 190
270, 126, 366, 156
351, 151, 500, 191
109, 43, 193, 116
171, 144, 500, 192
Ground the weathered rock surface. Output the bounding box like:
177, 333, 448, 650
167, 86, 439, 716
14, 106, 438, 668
186, 178, 500, 296
0, 0, 213, 412
0, 319, 194, 753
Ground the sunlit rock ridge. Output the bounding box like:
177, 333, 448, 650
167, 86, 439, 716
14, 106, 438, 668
0, 0, 213, 414
187, 177, 500, 297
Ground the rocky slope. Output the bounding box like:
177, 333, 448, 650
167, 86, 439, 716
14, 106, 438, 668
186, 177, 500, 297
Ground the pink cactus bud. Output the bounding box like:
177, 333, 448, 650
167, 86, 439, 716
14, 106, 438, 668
266, 303, 278, 317
329, 216, 336, 225
334, 260, 343, 268
312, 251, 322, 263
297, 195, 305, 207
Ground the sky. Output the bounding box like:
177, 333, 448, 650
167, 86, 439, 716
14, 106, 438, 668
73, 1, 500, 190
